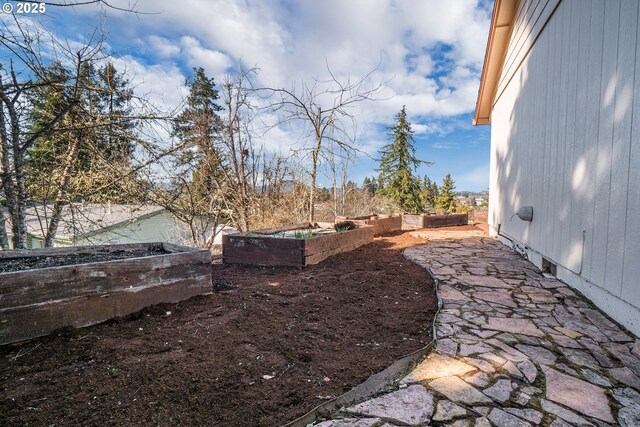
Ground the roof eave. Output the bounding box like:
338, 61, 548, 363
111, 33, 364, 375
473, 0, 518, 126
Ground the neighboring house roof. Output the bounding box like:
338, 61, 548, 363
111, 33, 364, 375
11, 203, 165, 240
473, 0, 518, 125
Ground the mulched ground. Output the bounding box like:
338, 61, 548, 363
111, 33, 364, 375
0, 232, 438, 426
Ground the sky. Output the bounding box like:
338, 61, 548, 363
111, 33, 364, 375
7, 0, 493, 192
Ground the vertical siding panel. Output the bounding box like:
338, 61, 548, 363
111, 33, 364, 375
503, 0, 543, 79
531, 25, 549, 250
541, 14, 557, 255
553, 1, 571, 262
590, 0, 620, 286
560, 0, 580, 270
606, 0, 638, 294
621, 3, 640, 307
582, 0, 605, 281
548, 2, 564, 260
569, 0, 592, 273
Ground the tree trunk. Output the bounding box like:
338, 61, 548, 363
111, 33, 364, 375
0, 208, 9, 249
308, 144, 319, 223
0, 103, 15, 249
0, 96, 28, 248
44, 130, 81, 247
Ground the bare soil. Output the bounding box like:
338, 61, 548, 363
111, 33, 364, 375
0, 231, 439, 426
0, 249, 168, 273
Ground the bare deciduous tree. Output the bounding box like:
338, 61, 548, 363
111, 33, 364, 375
263, 66, 383, 222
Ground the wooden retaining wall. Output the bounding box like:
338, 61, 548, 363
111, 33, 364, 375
401, 214, 427, 230
223, 226, 375, 267
334, 215, 402, 236
401, 213, 469, 230
0, 243, 211, 345
423, 213, 469, 228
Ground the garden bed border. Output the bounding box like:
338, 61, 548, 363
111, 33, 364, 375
222, 223, 375, 267
0, 242, 211, 345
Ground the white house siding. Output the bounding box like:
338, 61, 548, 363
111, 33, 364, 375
489, 0, 640, 334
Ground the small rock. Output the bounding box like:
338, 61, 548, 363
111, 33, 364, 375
478, 352, 507, 367
485, 317, 544, 337
472, 406, 491, 416
474, 417, 492, 427
540, 399, 593, 426
483, 379, 513, 403
515, 344, 557, 365
502, 360, 524, 379
609, 367, 640, 390
314, 418, 387, 427
429, 376, 492, 404
517, 360, 537, 383
612, 387, 640, 407
463, 357, 496, 373
343, 385, 434, 425
513, 392, 531, 406
465, 372, 491, 388
558, 348, 600, 370
401, 353, 476, 384
543, 367, 614, 423
549, 419, 573, 427
505, 408, 543, 424
459, 343, 494, 357
487, 408, 531, 427
619, 405, 640, 427
433, 399, 466, 421
580, 369, 612, 387
437, 339, 459, 356
555, 326, 582, 338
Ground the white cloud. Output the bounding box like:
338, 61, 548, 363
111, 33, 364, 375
180, 36, 232, 77
110, 55, 187, 110
146, 35, 180, 57
49, 0, 492, 159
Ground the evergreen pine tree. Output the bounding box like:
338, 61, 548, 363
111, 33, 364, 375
172, 67, 225, 192
377, 106, 430, 212
95, 62, 135, 163
436, 173, 456, 212
27, 61, 138, 202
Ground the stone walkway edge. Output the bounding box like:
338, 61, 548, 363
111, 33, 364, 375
313, 233, 640, 427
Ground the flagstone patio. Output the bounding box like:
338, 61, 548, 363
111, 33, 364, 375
316, 232, 640, 426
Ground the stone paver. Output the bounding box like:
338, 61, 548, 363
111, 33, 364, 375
400, 353, 476, 383
543, 366, 614, 422
343, 385, 434, 425
320, 231, 640, 426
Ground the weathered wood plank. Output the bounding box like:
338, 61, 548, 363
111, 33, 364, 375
223, 234, 304, 250
0, 251, 210, 308
0, 276, 211, 345
0, 243, 159, 260
0, 244, 211, 346
423, 213, 468, 228
252, 223, 313, 235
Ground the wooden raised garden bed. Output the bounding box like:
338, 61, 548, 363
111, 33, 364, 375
223, 223, 374, 267
334, 214, 402, 236
401, 213, 469, 230
0, 243, 211, 345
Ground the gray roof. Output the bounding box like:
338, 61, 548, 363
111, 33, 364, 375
12, 203, 165, 240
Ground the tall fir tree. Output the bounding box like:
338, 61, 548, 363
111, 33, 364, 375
172, 67, 225, 192
95, 62, 135, 163
377, 106, 430, 212
27, 61, 137, 202
436, 173, 456, 212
